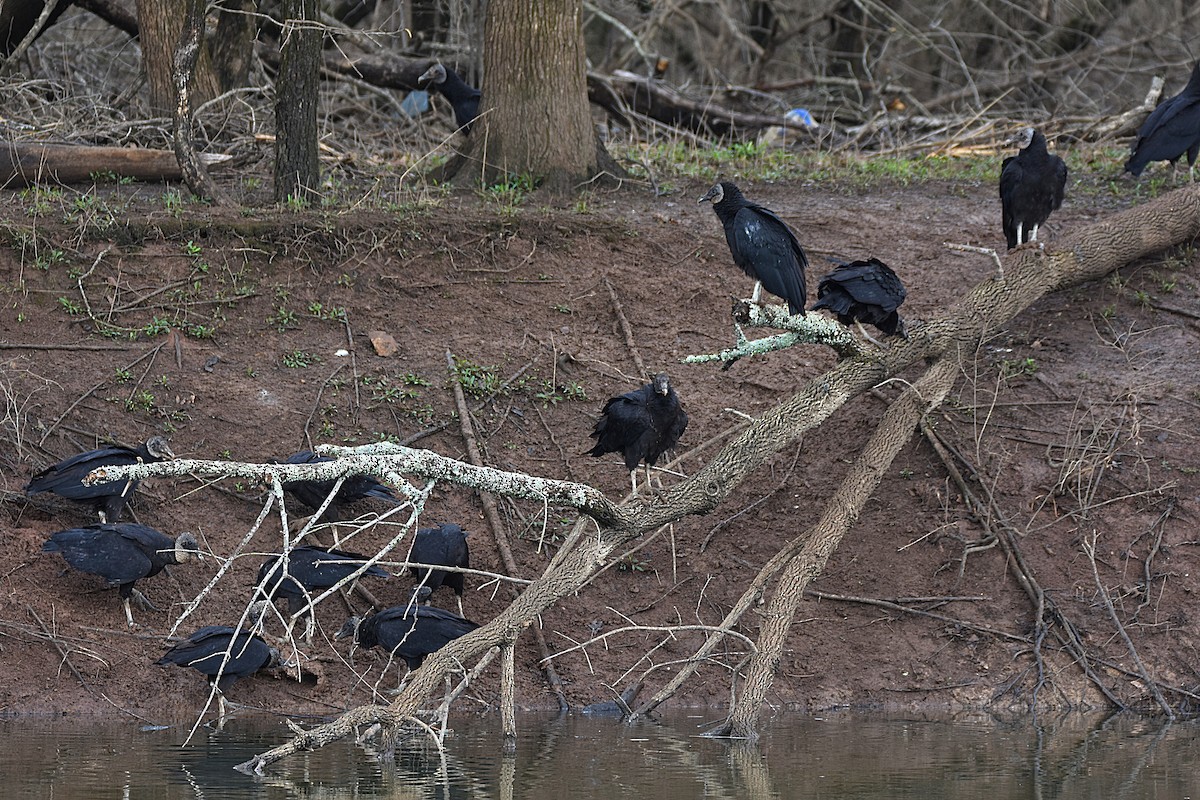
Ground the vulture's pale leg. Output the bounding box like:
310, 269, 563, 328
1030, 224, 1039, 242
854, 320, 885, 348
1015, 222, 1024, 246
629, 469, 639, 497
750, 281, 763, 304
122, 597, 136, 628
456, 595, 465, 618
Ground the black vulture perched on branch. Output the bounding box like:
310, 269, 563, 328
1125, 62, 1200, 181
337, 605, 479, 686
280, 450, 397, 520
698, 181, 808, 316
25, 436, 175, 522
999, 127, 1067, 250
42, 522, 200, 627
156, 624, 279, 717
409, 523, 470, 616
254, 545, 390, 640
418, 62, 480, 133
812, 257, 908, 339
587, 373, 688, 496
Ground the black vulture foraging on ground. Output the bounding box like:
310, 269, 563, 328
280, 450, 398, 520
156, 624, 279, 717
587, 373, 688, 496
42, 523, 200, 627
999, 127, 1067, 250
254, 545, 390, 640
1126, 62, 1200, 181
337, 605, 479, 687
25, 436, 175, 522
408, 523, 470, 616
698, 181, 808, 315
812, 257, 908, 340
418, 62, 481, 133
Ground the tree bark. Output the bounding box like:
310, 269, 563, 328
135, 0, 219, 113
453, 0, 609, 192
211, 0, 257, 92
273, 0, 320, 203
172, 0, 227, 203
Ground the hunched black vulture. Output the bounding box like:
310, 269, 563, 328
418, 63, 481, 133
698, 181, 808, 316
587, 373, 688, 495
280, 450, 397, 519
337, 605, 479, 682
999, 127, 1067, 249
409, 523, 470, 616
255, 545, 390, 639
26, 436, 175, 522
1126, 62, 1200, 181
156, 625, 278, 717
812, 258, 908, 338
42, 522, 200, 627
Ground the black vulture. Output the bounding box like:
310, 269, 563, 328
25, 436, 175, 522
42, 523, 200, 627
156, 625, 278, 717
812, 258, 908, 338
280, 450, 397, 520
999, 127, 1067, 249
698, 181, 808, 316
587, 373, 688, 495
1125, 62, 1200, 181
409, 523, 470, 616
336, 605, 479, 685
418, 62, 481, 133
254, 545, 390, 640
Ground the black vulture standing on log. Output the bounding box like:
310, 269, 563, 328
156, 624, 279, 717
42, 522, 200, 627
1125, 62, 1200, 181
408, 523, 470, 616
588, 373, 688, 496
337, 605, 479, 687
812, 258, 908, 339
418, 63, 481, 133
999, 127, 1067, 249
280, 450, 397, 520
25, 436, 175, 522
698, 181, 808, 315
254, 545, 390, 640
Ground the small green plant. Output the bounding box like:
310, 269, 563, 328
34, 248, 66, 270
552, 303, 572, 314
270, 307, 299, 332
282, 349, 318, 368
156, 374, 170, 388
452, 357, 502, 399
114, 367, 132, 383
401, 372, 431, 387
57, 296, 82, 315
142, 316, 171, 337
183, 240, 203, 256
1099, 304, 1116, 319
1132, 289, 1151, 308
617, 555, 650, 573
999, 357, 1038, 379
126, 390, 157, 412
284, 193, 309, 211
163, 190, 183, 215
245, 366, 258, 378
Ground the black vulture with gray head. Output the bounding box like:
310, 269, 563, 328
999, 127, 1067, 249
698, 181, 808, 315
156, 624, 278, 717
812, 258, 908, 337
587, 373, 688, 495
25, 436, 175, 522
1125, 62, 1200, 180
42, 522, 199, 627
255, 545, 390, 638
409, 523, 470, 616
280, 450, 398, 519
418, 62, 481, 133
337, 605, 479, 675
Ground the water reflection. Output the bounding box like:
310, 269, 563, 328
0, 712, 1194, 798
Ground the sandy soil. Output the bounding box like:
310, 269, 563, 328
2, 170, 1199, 722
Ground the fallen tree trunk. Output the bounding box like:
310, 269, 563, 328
214, 181, 1200, 773
0, 142, 232, 187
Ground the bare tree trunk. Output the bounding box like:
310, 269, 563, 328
273, 0, 320, 203
211, 0, 257, 91
136, 0, 219, 113
453, 0, 611, 192
173, 0, 227, 203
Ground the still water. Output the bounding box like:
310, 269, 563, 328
0, 711, 1194, 798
